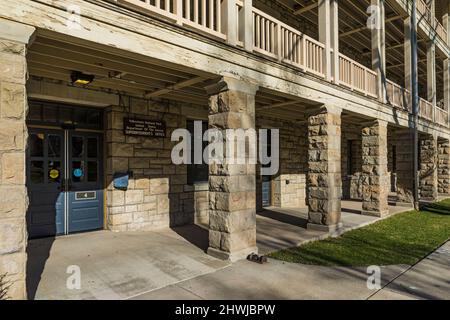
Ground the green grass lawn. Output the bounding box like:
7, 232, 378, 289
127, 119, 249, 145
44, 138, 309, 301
269, 200, 450, 267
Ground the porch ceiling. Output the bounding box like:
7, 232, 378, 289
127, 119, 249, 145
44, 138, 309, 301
28, 33, 321, 118
28, 34, 217, 106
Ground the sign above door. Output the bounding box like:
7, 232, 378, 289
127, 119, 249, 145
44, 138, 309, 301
123, 118, 166, 138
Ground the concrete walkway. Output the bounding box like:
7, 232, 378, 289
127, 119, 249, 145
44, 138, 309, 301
28, 227, 229, 300
29, 201, 416, 300
369, 240, 450, 300
133, 241, 450, 300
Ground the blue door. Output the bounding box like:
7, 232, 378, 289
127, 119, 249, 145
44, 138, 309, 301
67, 132, 104, 233
27, 130, 65, 238
27, 129, 104, 238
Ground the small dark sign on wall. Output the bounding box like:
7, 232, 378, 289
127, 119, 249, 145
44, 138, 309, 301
123, 118, 166, 138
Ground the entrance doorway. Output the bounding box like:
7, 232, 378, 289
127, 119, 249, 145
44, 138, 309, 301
26, 101, 104, 238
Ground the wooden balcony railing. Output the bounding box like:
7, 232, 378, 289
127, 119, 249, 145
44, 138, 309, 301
417, 0, 431, 23
386, 79, 411, 112
435, 107, 449, 127
435, 18, 448, 44
339, 54, 377, 98
252, 8, 325, 78
112, 0, 448, 127
182, 0, 226, 39
419, 98, 434, 121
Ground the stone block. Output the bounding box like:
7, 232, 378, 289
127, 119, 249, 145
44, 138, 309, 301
1, 152, 24, 184
125, 190, 144, 205
1, 82, 25, 119
0, 219, 24, 255
0, 120, 24, 151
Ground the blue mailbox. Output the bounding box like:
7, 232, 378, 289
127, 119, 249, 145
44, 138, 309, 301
113, 172, 130, 190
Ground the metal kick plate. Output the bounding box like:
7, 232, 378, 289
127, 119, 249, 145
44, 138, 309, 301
75, 191, 96, 201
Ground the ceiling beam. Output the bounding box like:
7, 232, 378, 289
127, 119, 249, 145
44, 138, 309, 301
294, 2, 318, 15
144, 76, 207, 98
340, 15, 404, 38
258, 100, 301, 111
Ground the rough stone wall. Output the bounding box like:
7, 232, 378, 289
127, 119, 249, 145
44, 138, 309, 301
190, 183, 209, 226
361, 120, 389, 216
438, 140, 450, 195
105, 100, 209, 231
419, 134, 438, 200
206, 79, 258, 261
0, 39, 29, 299
256, 116, 307, 209
307, 108, 342, 228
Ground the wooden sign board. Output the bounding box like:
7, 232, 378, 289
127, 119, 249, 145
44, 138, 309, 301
123, 118, 166, 138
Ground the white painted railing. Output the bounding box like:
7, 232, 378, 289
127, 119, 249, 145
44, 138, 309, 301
338, 54, 377, 98
435, 107, 449, 127
116, 0, 180, 20
181, 0, 226, 39
419, 98, 433, 121
252, 8, 278, 59
252, 8, 325, 77
303, 37, 325, 77
114, 0, 226, 39
435, 18, 448, 44
417, 0, 431, 23
386, 79, 411, 112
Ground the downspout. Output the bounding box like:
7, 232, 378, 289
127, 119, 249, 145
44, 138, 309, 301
411, 0, 420, 210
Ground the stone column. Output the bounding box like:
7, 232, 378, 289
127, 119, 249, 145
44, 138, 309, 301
419, 134, 438, 201
205, 77, 258, 262
438, 139, 450, 195
0, 19, 35, 300
361, 120, 389, 217
371, 0, 386, 103
395, 129, 414, 206
307, 105, 342, 232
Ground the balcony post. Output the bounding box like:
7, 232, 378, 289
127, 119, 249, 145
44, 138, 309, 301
371, 0, 386, 103
222, 0, 238, 46
404, 17, 413, 110
430, 0, 435, 23
444, 3, 450, 126
173, 0, 183, 25
318, 0, 332, 82
330, 0, 339, 84
239, 0, 253, 52
427, 40, 436, 121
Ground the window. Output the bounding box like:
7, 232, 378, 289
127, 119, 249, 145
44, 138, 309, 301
187, 120, 209, 185
27, 100, 103, 130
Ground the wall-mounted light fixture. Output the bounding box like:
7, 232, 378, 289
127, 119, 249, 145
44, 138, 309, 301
71, 71, 95, 85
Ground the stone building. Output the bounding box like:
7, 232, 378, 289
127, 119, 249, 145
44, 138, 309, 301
1, 0, 450, 299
